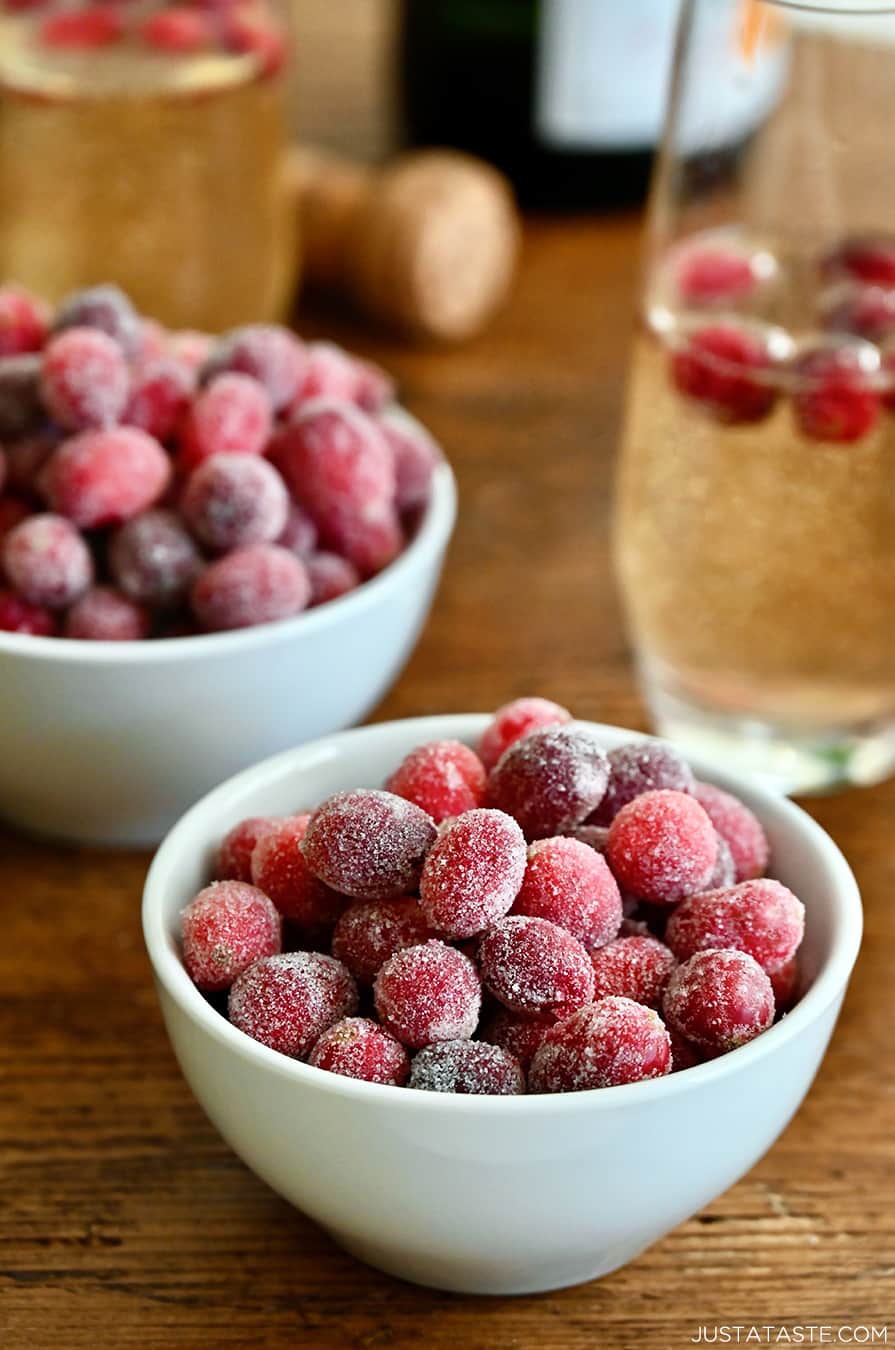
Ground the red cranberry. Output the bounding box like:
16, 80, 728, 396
385, 739, 487, 825
374, 940, 481, 1048
301, 789, 437, 901
671, 323, 778, 424
181, 880, 282, 992
409, 1039, 524, 1095
477, 915, 595, 1018
791, 343, 879, 444
0, 284, 48, 357
191, 544, 310, 631
528, 996, 671, 1092
309, 1017, 409, 1086
64, 588, 150, 641
0, 587, 57, 636
662, 948, 775, 1054
40, 427, 171, 528
478, 697, 572, 773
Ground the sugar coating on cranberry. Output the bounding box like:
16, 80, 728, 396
41, 427, 171, 528
179, 372, 272, 472
41, 327, 130, 431
3, 513, 93, 608
419, 808, 527, 939
0, 354, 44, 438
191, 544, 310, 631
478, 915, 595, 1018
251, 813, 347, 928
124, 355, 194, 441
379, 411, 442, 514
228, 951, 358, 1059
479, 1006, 553, 1073
529, 996, 671, 1093
203, 325, 307, 413
277, 501, 318, 560
182, 453, 289, 553
307, 551, 360, 606
0, 284, 48, 357
792, 343, 879, 444
692, 781, 769, 882
216, 815, 281, 883
374, 940, 481, 1048
308, 1016, 410, 1086
662, 948, 774, 1054
302, 789, 437, 902
671, 323, 777, 424
607, 789, 718, 906
181, 880, 282, 992
64, 586, 150, 640
512, 835, 622, 952
770, 954, 800, 1012
274, 399, 396, 558
704, 833, 737, 891
52, 284, 139, 356
590, 741, 695, 826
477, 697, 573, 773
109, 509, 203, 606
0, 587, 57, 635
331, 897, 431, 986
332, 502, 404, 578
589, 935, 676, 1011
409, 1039, 524, 1095
487, 722, 610, 841
665, 878, 804, 977
385, 739, 487, 825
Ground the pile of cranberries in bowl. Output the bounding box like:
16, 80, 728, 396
657, 228, 895, 442
0, 283, 441, 639
179, 697, 806, 1096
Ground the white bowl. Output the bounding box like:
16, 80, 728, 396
0, 465, 456, 847
143, 715, 862, 1296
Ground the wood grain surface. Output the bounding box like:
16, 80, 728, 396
3, 2, 894, 1340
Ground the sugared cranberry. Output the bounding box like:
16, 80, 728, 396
306, 551, 360, 605
529, 996, 671, 1093
386, 739, 487, 825
64, 586, 150, 641
39, 7, 123, 49
179, 372, 272, 473
378, 411, 442, 514
331, 897, 432, 985
41, 328, 130, 431
606, 789, 718, 905
512, 835, 622, 952
52, 284, 139, 356
692, 781, 769, 882
704, 834, 737, 891
374, 940, 481, 1048
124, 355, 194, 441
181, 453, 289, 552
665, 879, 804, 976
41, 427, 171, 528
273, 400, 396, 571
0, 354, 44, 438
277, 501, 318, 560
3, 513, 92, 607
309, 1017, 410, 1086
791, 342, 879, 443
662, 948, 775, 1054
589, 935, 676, 1010
0, 587, 57, 636
671, 323, 778, 424
409, 1039, 524, 1095
216, 815, 281, 883
478, 1006, 553, 1073
181, 880, 282, 992
202, 325, 306, 413
0, 284, 48, 357
228, 951, 358, 1059
589, 740, 694, 826
477, 696, 572, 773
478, 915, 595, 1018
419, 808, 526, 938
140, 7, 212, 52
191, 544, 310, 631
109, 509, 203, 606
332, 503, 403, 579
251, 813, 347, 928
301, 789, 437, 901
487, 723, 610, 841
293, 343, 394, 413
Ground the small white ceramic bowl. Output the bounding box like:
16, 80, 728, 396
0, 464, 456, 847
143, 715, 862, 1296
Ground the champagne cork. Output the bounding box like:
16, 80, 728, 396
288, 147, 521, 342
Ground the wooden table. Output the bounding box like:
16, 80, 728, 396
2, 213, 893, 1346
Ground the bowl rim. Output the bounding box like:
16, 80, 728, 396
0, 461, 457, 665
143, 714, 863, 1114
